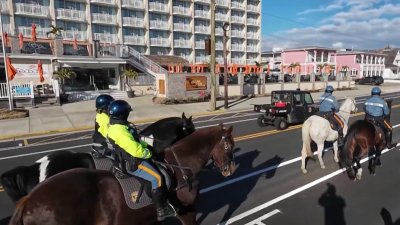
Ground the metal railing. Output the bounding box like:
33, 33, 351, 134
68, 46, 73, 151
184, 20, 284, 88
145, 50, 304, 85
173, 23, 190, 32
195, 41, 205, 49
90, 0, 116, 4
247, 32, 259, 39
231, 16, 245, 24
195, 26, 210, 33
247, 18, 259, 26
215, 13, 228, 21
0, 1, 8, 13
195, 10, 210, 18
14, 3, 50, 17
123, 35, 145, 45
232, 58, 246, 64
62, 30, 87, 41
150, 20, 169, 29
173, 6, 191, 16
149, 2, 169, 13
230, 29, 243, 37
56, 8, 86, 21
150, 37, 170, 46
216, 0, 229, 7
18, 26, 51, 38
174, 39, 191, 48
123, 17, 145, 27
121, 0, 143, 8
247, 4, 259, 12
0, 82, 34, 99
231, 1, 245, 10
92, 13, 117, 24
93, 33, 118, 43
120, 46, 168, 75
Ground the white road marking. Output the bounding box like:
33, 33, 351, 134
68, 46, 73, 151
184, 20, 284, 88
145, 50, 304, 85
243, 209, 282, 225
217, 147, 396, 225
36, 156, 49, 182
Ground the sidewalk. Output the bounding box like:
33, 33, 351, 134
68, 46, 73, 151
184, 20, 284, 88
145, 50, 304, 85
0, 83, 399, 139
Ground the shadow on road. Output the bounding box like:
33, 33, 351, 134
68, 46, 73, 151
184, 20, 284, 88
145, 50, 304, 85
381, 208, 400, 225
217, 96, 254, 110
318, 182, 347, 225
0, 216, 10, 225
197, 149, 284, 224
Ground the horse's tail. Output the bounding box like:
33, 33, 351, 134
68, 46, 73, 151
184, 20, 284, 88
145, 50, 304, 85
302, 119, 313, 157
8, 196, 29, 225
0, 166, 31, 202
339, 123, 358, 168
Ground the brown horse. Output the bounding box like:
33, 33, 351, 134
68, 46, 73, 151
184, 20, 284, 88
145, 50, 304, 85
339, 120, 386, 180
8, 124, 236, 225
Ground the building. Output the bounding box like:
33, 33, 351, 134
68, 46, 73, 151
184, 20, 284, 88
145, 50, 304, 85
336, 51, 386, 79
261, 50, 281, 72
378, 48, 400, 80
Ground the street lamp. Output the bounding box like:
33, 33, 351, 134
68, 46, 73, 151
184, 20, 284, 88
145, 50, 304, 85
222, 22, 230, 109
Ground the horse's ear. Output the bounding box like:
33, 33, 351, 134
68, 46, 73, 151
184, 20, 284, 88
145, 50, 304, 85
188, 116, 192, 121
227, 125, 233, 134
182, 112, 187, 119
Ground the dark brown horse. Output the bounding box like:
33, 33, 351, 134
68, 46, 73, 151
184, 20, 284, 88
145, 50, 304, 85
339, 120, 386, 180
8, 124, 236, 225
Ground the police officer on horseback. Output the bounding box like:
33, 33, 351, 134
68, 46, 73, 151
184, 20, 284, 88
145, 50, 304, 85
319, 85, 344, 145
106, 100, 176, 221
92, 94, 114, 158
364, 87, 397, 149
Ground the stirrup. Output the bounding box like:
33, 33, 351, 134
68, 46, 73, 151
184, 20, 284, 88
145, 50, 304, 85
157, 203, 176, 221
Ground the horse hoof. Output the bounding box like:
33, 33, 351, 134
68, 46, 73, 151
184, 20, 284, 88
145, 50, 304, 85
321, 166, 326, 169
334, 158, 339, 163
301, 169, 308, 174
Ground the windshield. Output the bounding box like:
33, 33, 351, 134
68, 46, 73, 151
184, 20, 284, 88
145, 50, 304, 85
272, 92, 290, 103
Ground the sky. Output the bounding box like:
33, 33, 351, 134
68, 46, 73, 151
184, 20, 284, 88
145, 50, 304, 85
261, 0, 400, 51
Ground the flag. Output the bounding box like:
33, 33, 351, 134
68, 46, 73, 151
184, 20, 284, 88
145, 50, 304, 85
38, 60, 44, 82
73, 35, 78, 50
6, 57, 17, 81
31, 23, 37, 42
18, 33, 24, 49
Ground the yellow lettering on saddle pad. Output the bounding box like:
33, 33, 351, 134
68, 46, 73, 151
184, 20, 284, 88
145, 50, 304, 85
130, 191, 139, 202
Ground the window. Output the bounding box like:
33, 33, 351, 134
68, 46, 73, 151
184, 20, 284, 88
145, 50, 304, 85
304, 93, 313, 104
293, 93, 302, 105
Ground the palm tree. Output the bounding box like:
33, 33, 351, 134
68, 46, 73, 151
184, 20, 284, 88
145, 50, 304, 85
341, 65, 350, 77
293, 62, 301, 74
53, 68, 76, 94
289, 63, 296, 74
122, 68, 138, 96
47, 25, 64, 38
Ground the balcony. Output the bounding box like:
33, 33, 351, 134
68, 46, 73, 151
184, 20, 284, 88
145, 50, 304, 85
194, 10, 210, 19
2, 24, 12, 34
195, 41, 205, 49
247, 18, 259, 26
194, 0, 210, 4
216, 57, 224, 64
121, 0, 144, 9
93, 33, 118, 43
149, 2, 169, 13
230, 30, 243, 38
194, 26, 210, 34
246, 59, 258, 64
231, 16, 245, 24
247, 32, 258, 39
247, 46, 258, 52
150, 37, 170, 47
92, 13, 117, 25
56, 9, 86, 22
90, 0, 116, 6
232, 58, 246, 64
150, 20, 169, 30
123, 17, 145, 27
0, 1, 9, 14
216, 29, 223, 36
216, 0, 229, 8
216, 42, 223, 50
124, 35, 146, 45
231, 44, 245, 51
247, 4, 259, 13
173, 23, 191, 32
14, 3, 50, 17
17, 26, 51, 38
62, 30, 87, 41
174, 39, 191, 48
231, 1, 245, 10
195, 56, 209, 63
173, 6, 191, 16
215, 13, 228, 21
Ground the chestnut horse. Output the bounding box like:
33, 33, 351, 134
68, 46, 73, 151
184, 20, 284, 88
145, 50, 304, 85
8, 124, 236, 225
339, 120, 386, 180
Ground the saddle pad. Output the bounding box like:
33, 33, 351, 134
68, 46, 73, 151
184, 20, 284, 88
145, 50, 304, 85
116, 176, 153, 209
92, 156, 113, 171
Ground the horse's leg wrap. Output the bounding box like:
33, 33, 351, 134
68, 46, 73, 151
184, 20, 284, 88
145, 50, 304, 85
152, 187, 176, 221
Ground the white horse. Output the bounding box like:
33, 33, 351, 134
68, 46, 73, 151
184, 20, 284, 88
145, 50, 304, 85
301, 97, 357, 174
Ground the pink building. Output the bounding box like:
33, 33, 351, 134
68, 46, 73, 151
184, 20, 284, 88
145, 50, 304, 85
336, 51, 386, 79
281, 47, 337, 75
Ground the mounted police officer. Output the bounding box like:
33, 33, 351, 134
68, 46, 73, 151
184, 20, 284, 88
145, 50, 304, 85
364, 87, 397, 149
107, 100, 176, 221
92, 94, 114, 158
319, 85, 344, 145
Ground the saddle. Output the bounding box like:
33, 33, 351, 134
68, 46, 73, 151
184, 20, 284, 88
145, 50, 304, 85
316, 111, 338, 130
365, 118, 385, 137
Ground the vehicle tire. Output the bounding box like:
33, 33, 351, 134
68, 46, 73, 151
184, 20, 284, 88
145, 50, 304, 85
372, 81, 377, 86
274, 117, 288, 130
257, 115, 268, 127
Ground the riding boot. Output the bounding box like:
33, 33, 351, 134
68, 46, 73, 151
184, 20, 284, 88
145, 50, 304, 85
386, 131, 397, 149
337, 128, 344, 146
151, 187, 176, 221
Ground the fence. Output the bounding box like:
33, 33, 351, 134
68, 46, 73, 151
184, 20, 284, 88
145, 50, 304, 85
0, 82, 34, 99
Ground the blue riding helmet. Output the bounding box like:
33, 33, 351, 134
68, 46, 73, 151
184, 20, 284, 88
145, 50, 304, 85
95, 94, 114, 110
325, 85, 334, 93
108, 100, 132, 120
371, 87, 381, 96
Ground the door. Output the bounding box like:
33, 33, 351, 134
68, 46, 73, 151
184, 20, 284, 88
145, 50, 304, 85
303, 92, 317, 118
292, 93, 305, 123
159, 79, 165, 95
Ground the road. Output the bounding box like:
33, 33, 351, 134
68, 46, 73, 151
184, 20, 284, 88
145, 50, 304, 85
1, 92, 400, 225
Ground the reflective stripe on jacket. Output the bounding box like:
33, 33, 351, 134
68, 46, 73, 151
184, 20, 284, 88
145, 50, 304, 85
96, 113, 110, 138
319, 93, 339, 112
108, 123, 151, 159
364, 96, 389, 117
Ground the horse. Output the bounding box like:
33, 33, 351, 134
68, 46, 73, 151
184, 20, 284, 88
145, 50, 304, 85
0, 113, 195, 202
339, 119, 386, 180
8, 124, 236, 225
301, 97, 357, 174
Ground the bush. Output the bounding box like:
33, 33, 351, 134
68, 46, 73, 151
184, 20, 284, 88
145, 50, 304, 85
0, 109, 29, 120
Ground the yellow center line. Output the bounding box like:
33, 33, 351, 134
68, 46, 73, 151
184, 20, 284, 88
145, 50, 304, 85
23, 139, 28, 146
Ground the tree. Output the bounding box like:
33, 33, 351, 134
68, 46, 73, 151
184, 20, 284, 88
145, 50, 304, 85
293, 62, 301, 74
122, 68, 138, 92
53, 68, 76, 94
47, 25, 64, 38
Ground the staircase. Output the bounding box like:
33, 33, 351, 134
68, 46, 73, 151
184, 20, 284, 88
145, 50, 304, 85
109, 90, 128, 99
118, 46, 168, 78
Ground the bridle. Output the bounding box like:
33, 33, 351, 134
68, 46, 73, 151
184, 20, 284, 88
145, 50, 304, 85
209, 134, 235, 172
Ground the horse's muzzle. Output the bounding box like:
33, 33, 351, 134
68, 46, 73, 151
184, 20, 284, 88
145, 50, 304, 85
221, 161, 236, 177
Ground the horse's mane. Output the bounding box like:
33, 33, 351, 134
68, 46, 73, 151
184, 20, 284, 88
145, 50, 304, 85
140, 117, 181, 135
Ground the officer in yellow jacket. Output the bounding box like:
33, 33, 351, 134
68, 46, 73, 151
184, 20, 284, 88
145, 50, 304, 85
92, 94, 114, 158
107, 100, 176, 221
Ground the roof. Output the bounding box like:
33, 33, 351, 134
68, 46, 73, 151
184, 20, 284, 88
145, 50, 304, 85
282, 46, 337, 52
144, 55, 189, 66
336, 51, 387, 56
372, 48, 400, 67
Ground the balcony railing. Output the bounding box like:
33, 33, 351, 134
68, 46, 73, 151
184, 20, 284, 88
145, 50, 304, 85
150, 37, 170, 47
232, 58, 246, 64
216, 57, 224, 64
124, 35, 145, 45
232, 44, 245, 51
194, 0, 210, 4
230, 30, 243, 37
216, 29, 223, 36
247, 18, 258, 26
246, 59, 258, 64
215, 13, 228, 21
173, 23, 190, 32
150, 20, 169, 29
216, 0, 229, 7
92, 13, 117, 24
195, 41, 205, 49
195, 10, 210, 18
247, 46, 258, 52
123, 17, 144, 27
247, 4, 259, 13
90, 0, 116, 5
216, 42, 223, 50
121, 0, 143, 9
195, 56, 209, 63
231, 1, 245, 10
231, 16, 245, 24
149, 2, 169, 13
62, 30, 87, 41
14, 3, 50, 17
173, 6, 191, 16
195, 26, 210, 33
0, 1, 8, 13
247, 32, 258, 39
17, 26, 51, 38
56, 8, 86, 21
93, 33, 118, 43
174, 39, 191, 48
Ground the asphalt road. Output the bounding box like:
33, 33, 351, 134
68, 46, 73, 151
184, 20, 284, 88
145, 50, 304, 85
1, 92, 400, 225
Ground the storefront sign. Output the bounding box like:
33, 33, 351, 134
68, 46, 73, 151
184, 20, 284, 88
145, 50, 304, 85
186, 76, 207, 91
15, 87, 31, 94
14, 63, 49, 78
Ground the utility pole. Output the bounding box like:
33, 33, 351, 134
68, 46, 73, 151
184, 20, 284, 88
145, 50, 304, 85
0, 11, 13, 110
209, 0, 216, 111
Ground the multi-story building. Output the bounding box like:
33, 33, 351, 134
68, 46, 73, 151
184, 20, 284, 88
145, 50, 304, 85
0, 0, 262, 65
261, 50, 282, 71
336, 51, 386, 79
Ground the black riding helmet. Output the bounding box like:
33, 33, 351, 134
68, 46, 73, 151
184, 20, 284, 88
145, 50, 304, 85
95, 94, 114, 111
108, 100, 132, 121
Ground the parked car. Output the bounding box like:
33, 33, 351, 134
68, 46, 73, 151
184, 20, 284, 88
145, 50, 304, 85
355, 76, 384, 85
